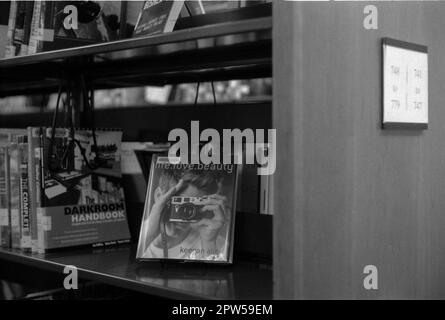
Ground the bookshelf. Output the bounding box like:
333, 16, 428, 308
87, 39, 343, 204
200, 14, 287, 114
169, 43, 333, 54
0, 7, 273, 300
0, 244, 272, 300
0, 17, 271, 97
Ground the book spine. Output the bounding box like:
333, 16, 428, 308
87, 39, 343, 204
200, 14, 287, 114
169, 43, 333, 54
36, 127, 46, 252
36, 0, 55, 53
5, 146, 11, 248
12, 0, 26, 56
21, 1, 35, 55
28, 0, 42, 55
9, 143, 21, 249
5, 0, 17, 58
257, 145, 272, 215
259, 174, 270, 214
19, 137, 31, 251
0, 146, 10, 248
27, 128, 38, 252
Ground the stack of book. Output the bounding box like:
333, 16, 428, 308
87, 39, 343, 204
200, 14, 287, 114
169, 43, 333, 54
0, 127, 131, 253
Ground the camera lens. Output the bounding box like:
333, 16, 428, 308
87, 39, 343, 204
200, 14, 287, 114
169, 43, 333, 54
179, 203, 196, 220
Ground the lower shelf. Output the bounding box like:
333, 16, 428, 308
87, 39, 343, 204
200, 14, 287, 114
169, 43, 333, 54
0, 244, 272, 300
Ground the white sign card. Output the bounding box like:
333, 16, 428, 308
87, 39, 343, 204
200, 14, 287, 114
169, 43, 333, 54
383, 38, 428, 129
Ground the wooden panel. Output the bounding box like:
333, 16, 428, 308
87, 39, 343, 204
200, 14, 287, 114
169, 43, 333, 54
274, 2, 445, 299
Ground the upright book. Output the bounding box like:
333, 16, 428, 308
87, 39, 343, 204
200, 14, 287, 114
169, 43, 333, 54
137, 155, 238, 263
2, 129, 28, 249
0, 1, 11, 58
32, 127, 131, 251
18, 135, 31, 251
4, 0, 18, 58
0, 133, 10, 247
8, 141, 21, 249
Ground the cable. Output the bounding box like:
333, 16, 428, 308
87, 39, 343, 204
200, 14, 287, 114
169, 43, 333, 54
184, 4, 217, 106
48, 82, 64, 173
79, 74, 100, 170
211, 81, 217, 105
194, 82, 201, 106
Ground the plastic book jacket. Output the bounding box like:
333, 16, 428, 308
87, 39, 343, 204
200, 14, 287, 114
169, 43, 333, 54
35, 127, 130, 250
137, 155, 238, 263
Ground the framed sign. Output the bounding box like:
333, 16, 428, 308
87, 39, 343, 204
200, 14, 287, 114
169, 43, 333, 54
382, 38, 428, 129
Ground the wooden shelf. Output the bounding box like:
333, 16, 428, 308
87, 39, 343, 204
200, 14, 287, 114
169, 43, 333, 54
0, 244, 272, 300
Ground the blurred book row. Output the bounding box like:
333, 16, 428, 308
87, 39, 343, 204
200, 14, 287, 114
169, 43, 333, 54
0, 79, 272, 114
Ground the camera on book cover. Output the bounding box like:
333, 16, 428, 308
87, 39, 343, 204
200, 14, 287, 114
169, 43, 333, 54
168, 196, 209, 223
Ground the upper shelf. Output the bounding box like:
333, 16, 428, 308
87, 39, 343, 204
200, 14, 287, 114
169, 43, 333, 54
0, 15, 272, 97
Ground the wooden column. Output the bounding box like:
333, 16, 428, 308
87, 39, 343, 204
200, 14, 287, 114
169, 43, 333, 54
273, 1, 445, 299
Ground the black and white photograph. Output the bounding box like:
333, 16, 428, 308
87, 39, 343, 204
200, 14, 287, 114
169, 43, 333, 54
2, 0, 445, 312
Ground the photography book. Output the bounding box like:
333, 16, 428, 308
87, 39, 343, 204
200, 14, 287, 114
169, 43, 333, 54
133, 0, 184, 37
137, 155, 238, 263
30, 127, 131, 251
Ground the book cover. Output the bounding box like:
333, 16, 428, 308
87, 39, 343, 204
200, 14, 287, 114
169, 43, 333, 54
133, 0, 184, 37
35, 127, 130, 251
137, 155, 238, 263
18, 135, 31, 251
